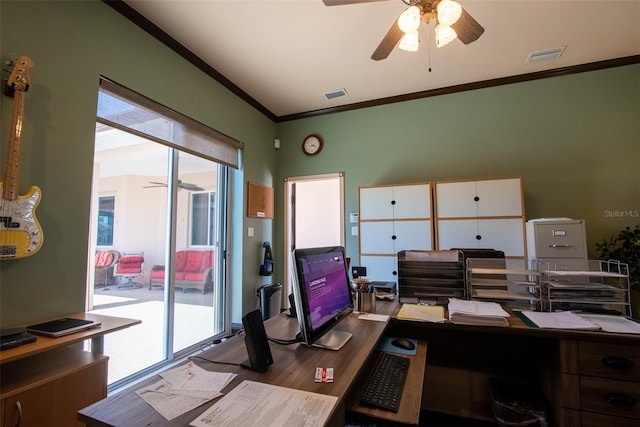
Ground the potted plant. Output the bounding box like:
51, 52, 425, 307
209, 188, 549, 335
595, 224, 640, 318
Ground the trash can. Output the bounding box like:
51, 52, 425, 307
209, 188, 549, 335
489, 377, 548, 427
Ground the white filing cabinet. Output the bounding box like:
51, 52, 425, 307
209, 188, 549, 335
526, 218, 588, 270
358, 183, 433, 282
435, 177, 526, 263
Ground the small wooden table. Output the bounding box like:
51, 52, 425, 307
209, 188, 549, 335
0, 312, 141, 364
1, 312, 141, 426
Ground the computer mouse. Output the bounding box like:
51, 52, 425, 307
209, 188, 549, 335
391, 338, 415, 350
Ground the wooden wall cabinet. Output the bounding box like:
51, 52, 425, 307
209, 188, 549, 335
359, 183, 433, 282
435, 177, 526, 266
1, 347, 107, 427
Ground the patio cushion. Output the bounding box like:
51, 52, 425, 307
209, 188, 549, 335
95, 251, 113, 267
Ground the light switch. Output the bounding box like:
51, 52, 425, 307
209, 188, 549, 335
248, 227, 254, 237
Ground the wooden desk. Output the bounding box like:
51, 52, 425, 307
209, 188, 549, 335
0, 313, 140, 427
387, 310, 640, 427
77, 303, 640, 427
78, 302, 427, 426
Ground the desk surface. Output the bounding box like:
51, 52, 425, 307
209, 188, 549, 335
78, 303, 424, 427
0, 312, 141, 364
77, 302, 639, 427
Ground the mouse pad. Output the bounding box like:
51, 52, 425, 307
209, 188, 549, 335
376, 336, 417, 355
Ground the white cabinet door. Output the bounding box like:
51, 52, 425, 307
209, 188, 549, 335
360, 220, 432, 254
476, 178, 522, 217
393, 184, 431, 219
436, 178, 522, 218
394, 220, 432, 252
436, 181, 477, 217
360, 221, 395, 254
359, 187, 394, 220
437, 219, 525, 256
359, 255, 397, 282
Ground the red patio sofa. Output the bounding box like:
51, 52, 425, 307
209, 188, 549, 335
149, 249, 214, 293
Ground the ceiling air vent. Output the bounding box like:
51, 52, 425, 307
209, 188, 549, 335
526, 46, 566, 63
323, 88, 348, 100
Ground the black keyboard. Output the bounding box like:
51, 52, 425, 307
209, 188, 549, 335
360, 351, 410, 412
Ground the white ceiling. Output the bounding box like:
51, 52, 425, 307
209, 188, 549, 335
124, 0, 640, 119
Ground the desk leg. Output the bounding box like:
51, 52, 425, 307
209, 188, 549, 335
91, 336, 104, 355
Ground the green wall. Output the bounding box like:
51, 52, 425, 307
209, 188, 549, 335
2, 1, 638, 329
0, 0, 277, 327
273, 65, 640, 276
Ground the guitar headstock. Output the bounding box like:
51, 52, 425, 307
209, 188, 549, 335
7, 56, 33, 93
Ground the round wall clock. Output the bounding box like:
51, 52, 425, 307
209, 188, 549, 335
302, 134, 323, 156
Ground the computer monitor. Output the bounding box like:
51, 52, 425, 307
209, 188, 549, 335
291, 246, 354, 350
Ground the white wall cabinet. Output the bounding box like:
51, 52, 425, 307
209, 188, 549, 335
435, 177, 526, 261
358, 183, 433, 282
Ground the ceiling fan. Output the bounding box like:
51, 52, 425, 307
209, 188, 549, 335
323, 0, 484, 60
144, 180, 204, 191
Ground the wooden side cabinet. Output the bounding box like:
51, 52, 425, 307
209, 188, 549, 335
559, 339, 640, 426
1, 346, 107, 427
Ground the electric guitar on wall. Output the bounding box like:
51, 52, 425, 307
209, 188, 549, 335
0, 56, 43, 259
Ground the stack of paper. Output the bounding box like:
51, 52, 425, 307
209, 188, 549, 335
397, 303, 446, 322
447, 298, 510, 327
135, 361, 237, 420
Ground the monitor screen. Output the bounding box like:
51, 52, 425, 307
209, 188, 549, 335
291, 246, 354, 350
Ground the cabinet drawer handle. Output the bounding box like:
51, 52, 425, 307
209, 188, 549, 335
391, 200, 396, 205
475, 235, 482, 240
391, 235, 397, 240
13, 400, 22, 427
601, 356, 634, 370
392, 271, 397, 276
474, 196, 480, 202
548, 244, 570, 248
604, 393, 636, 407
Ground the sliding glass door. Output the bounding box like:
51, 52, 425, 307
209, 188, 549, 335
88, 125, 226, 388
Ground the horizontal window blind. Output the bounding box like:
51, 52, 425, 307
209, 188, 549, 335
97, 78, 243, 168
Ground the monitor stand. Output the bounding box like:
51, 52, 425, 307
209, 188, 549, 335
312, 330, 352, 351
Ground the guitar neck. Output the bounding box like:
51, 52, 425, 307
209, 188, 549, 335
2, 90, 25, 201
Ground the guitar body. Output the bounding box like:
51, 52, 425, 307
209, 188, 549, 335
1, 55, 44, 260
0, 182, 43, 258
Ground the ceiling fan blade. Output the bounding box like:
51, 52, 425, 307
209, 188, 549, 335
148, 181, 167, 186
179, 183, 204, 191
371, 19, 404, 61
323, 0, 389, 6
451, 8, 484, 45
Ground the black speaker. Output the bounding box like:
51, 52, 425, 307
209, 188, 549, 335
241, 309, 273, 372
287, 293, 297, 318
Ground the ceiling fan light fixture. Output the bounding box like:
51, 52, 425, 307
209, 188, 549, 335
435, 24, 457, 48
398, 5, 421, 33
436, 0, 462, 26
399, 30, 420, 52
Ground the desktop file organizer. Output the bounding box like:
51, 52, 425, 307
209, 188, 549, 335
539, 259, 631, 315
466, 257, 543, 311
397, 250, 465, 304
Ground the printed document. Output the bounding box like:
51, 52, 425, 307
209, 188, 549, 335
577, 314, 640, 334
190, 380, 338, 427
520, 311, 599, 330
136, 361, 236, 420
